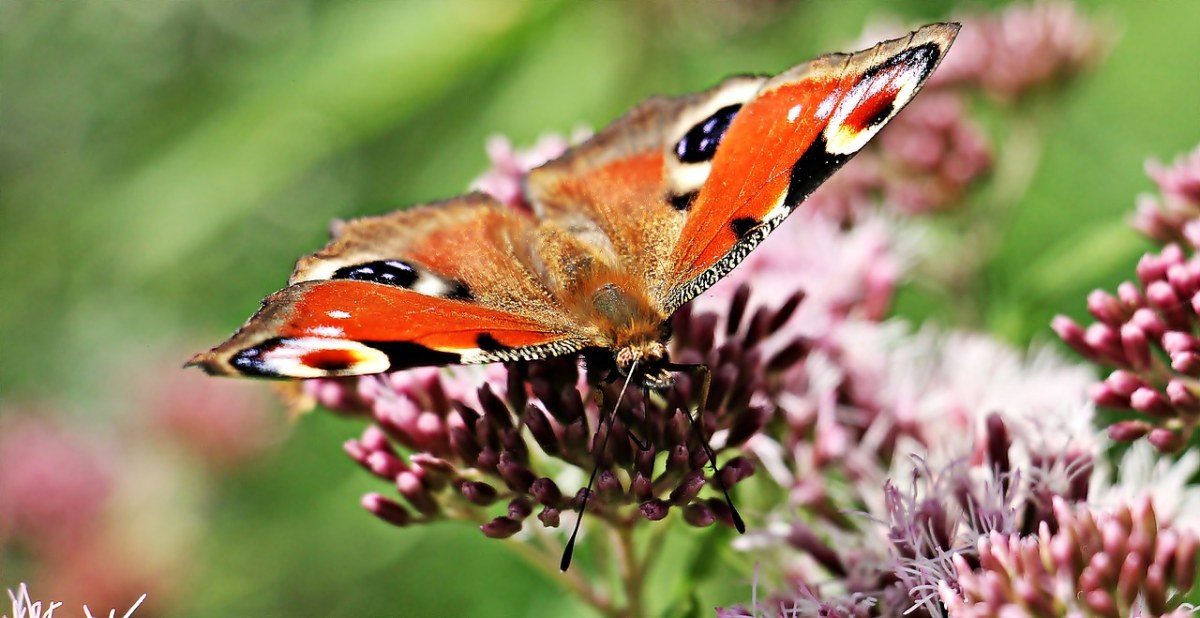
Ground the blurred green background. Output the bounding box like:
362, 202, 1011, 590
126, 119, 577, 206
2, 0, 1200, 616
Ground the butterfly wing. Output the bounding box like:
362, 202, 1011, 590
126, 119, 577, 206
662, 23, 959, 311
524, 76, 767, 306
190, 194, 591, 378
526, 24, 957, 314
194, 24, 958, 379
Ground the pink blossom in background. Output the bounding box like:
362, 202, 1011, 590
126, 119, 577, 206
141, 364, 282, 470
37, 537, 163, 618
469, 133, 573, 211
1133, 144, 1200, 245
876, 329, 1096, 463
696, 210, 906, 326
803, 92, 991, 220
1149, 144, 1200, 207
873, 92, 991, 214
0, 412, 113, 554
930, 0, 1110, 100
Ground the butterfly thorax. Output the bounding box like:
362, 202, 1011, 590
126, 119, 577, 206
568, 269, 673, 387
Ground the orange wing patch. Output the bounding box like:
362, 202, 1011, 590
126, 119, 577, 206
663, 24, 959, 311
189, 280, 586, 379
667, 77, 840, 285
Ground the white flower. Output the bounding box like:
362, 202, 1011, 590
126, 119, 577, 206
1091, 439, 1200, 534
4, 583, 61, 618
880, 328, 1097, 464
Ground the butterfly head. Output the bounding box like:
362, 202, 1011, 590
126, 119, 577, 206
615, 340, 673, 390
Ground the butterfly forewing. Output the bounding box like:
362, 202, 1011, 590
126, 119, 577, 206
662, 23, 959, 311
190, 194, 591, 378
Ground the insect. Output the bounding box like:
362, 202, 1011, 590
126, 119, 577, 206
190, 23, 959, 567
191, 23, 958, 386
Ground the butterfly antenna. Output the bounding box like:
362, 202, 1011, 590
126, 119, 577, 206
561, 361, 639, 571
626, 384, 650, 451
668, 362, 745, 533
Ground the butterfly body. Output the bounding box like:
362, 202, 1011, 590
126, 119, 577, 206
190, 24, 960, 387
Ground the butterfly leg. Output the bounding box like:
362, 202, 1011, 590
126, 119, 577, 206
621, 384, 651, 452
666, 362, 746, 533
592, 382, 649, 451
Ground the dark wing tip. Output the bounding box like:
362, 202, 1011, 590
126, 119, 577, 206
184, 350, 227, 375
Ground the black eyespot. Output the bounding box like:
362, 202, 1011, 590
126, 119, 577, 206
675, 104, 741, 164
230, 338, 283, 377
332, 260, 418, 288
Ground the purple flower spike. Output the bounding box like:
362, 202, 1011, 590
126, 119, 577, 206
1059, 234, 1200, 447
318, 244, 806, 540
941, 498, 1198, 617
480, 516, 522, 539
362, 493, 411, 528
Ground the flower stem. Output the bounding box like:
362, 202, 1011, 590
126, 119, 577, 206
505, 527, 614, 616
614, 524, 646, 618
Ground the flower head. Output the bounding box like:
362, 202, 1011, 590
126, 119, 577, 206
0, 413, 113, 553
141, 365, 281, 470
1133, 145, 1200, 246
932, 1, 1111, 101
940, 497, 1199, 617
1054, 242, 1200, 452
326, 291, 803, 539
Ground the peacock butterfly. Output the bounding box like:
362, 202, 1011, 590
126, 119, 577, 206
191, 23, 959, 386
189, 23, 960, 567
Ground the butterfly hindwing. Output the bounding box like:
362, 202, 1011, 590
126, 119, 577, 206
662, 23, 959, 310
525, 76, 768, 305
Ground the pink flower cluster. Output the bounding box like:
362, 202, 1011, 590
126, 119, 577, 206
941, 497, 1198, 617
1056, 144, 1200, 452
806, 91, 990, 220
1134, 145, 1200, 246
0, 356, 279, 615
931, 0, 1110, 100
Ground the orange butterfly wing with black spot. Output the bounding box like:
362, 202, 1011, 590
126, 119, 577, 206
191, 24, 959, 380
662, 23, 959, 310
190, 194, 592, 378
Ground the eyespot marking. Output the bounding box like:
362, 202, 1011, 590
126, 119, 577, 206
301, 348, 359, 372
331, 259, 474, 301
332, 260, 418, 288
822, 42, 941, 156
230, 337, 392, 378
675, 104, 741, 164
